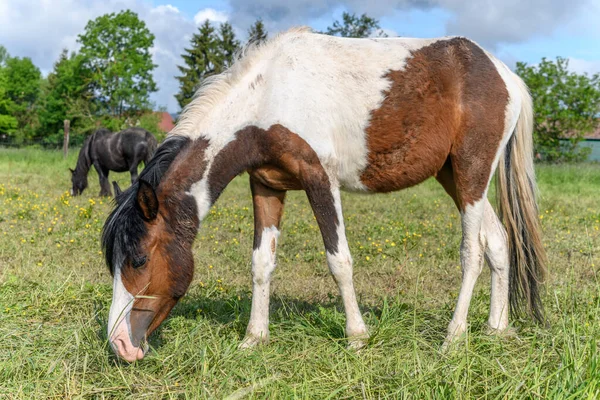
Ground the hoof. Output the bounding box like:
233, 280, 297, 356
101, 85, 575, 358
347, 328, 369, 351
485, 325, 517, 337
441, 327, 467, 353
238, 334, 269, 350
347, 337, 368, 351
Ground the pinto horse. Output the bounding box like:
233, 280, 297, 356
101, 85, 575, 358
70, 127, 157, 197
102, 28, 546, 362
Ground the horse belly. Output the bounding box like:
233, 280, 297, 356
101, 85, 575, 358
249, 166, 302, 191
360, 129, 452, 192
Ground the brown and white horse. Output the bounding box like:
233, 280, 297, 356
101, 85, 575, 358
102, 28, 546, 362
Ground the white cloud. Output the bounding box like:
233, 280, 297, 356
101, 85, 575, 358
0, 0, 196, 112
228, 0, 595, 49
1, 0, 599, 112
194, 8, 229, 25
568, 58, 600, 76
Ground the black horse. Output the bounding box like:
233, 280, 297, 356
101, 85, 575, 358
70, 127, 157, 197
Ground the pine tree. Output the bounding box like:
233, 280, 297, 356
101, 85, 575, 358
175, 21, 221, 110
175, 20, 241, 111
218, 22, 241, 69
248, 19, 268, 45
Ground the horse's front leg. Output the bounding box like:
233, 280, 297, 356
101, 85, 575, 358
93, 162, 112, 197
239, 176, 286, 349
305, 183, 368, 349
129, 164, 139, 185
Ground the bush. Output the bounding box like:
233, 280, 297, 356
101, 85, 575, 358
516, 57, 600, 162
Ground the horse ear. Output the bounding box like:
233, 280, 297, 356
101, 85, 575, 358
112, 181, 122, 197
136, 180, 159, 221
69, 168, 74, 174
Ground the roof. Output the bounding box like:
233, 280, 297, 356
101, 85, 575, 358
156, 112, 175, 133
585, 125, 600, 139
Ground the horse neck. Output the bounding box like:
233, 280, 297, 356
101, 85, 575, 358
182, 127, 268, 220
74, 136, 93, 177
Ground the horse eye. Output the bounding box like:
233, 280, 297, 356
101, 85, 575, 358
132, 256, 147, 269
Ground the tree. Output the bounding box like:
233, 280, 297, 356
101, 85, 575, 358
218, 22, 241, 68
175, 21, 220, 110
0, 69, 18, 135
175, 20, 240, 110
0, 46, 17, 135
38, 49, 94, 141
3, 56, 41, 137
326, 12, 383, 38
248, 19, 268, 45
78, 10, 157, 117
516, 57, 600, 162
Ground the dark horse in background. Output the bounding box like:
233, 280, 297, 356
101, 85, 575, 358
70, 127, 157, 197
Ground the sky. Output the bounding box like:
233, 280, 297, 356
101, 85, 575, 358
1, 0, 599, 113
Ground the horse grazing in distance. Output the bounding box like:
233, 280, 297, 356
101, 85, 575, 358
70, 127, 157, 197
102, 28, 546, 362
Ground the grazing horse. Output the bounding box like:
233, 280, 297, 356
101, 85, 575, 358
70, 127, 157, 197
102, 28, 546, 362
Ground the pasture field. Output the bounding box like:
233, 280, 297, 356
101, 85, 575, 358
1, 147, 600, 398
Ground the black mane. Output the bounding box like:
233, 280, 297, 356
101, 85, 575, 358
101, 135, 191, 274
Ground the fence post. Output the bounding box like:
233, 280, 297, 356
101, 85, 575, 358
63, 120, 70, 158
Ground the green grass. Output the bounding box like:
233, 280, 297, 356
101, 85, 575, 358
1, 147, 600, 398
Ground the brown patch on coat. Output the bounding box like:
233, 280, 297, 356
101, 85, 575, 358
361, 37, 508, 209
207, 125, 340, 253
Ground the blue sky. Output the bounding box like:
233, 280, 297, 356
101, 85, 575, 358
1, 0, 599, 112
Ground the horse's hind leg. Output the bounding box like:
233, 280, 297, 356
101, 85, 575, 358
239, 176, 286, 349
482, 201, 509, 332
437, 161, 510, 340
306, 183, 368, 348
436, 159, 490, 348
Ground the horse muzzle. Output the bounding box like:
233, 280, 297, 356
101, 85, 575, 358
109, 307, 154, 362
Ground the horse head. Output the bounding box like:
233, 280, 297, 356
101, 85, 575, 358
70, 167, 88, 196
102, 136, 202, 362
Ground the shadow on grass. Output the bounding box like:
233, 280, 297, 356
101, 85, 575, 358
93, 287, 497, 359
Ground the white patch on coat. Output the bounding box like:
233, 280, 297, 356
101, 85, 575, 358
487, 52, 523, 174
482, 199, 510, 331
107, 265, 135, 343
187, 177, 212, 221
243, 226, 280, 343
325, 187, 367, 339
172, 29, 442, 192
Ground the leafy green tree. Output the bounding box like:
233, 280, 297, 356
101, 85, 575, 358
248, 19, 268, 45
326, 12, 383, 38
138, 111, 165, 141
3, 56, 41, 137
78, 10, 157, 117
175, 20, 240, 110
38, 49, 94, 142
516, 57, 600, 162
0, 69, 18, 135
0, 46, 17, 135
